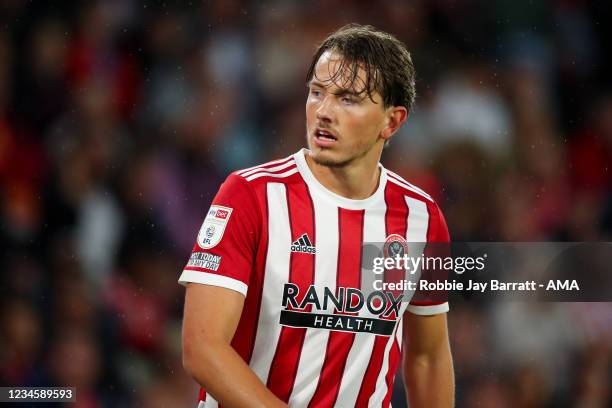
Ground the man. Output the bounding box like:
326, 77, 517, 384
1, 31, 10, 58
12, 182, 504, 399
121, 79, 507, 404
180, 24, 454, 408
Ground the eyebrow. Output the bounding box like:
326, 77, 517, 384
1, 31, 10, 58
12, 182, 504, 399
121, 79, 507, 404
307, 80, 363, 97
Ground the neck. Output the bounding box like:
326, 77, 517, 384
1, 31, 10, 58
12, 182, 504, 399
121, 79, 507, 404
304, 150, 382, 200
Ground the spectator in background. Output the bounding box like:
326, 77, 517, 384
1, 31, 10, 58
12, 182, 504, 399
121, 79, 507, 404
46, 330, 105, 408
0, 299, 43, 386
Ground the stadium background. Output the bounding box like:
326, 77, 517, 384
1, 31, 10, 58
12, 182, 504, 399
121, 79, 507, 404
0, 1, 610, 407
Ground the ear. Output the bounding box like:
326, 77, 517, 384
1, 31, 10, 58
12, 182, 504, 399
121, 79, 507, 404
381, 106, 408, 141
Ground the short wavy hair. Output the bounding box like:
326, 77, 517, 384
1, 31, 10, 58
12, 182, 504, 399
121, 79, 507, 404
306, 24, 416, 111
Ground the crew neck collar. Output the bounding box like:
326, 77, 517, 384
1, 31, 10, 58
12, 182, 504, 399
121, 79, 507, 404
294, 148, 387, 210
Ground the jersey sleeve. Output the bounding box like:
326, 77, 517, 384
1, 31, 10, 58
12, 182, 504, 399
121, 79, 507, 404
406, 203, 451, 316
178, 173, 261, 296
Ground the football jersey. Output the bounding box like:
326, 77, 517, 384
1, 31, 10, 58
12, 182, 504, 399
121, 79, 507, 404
179, 149, 450, 408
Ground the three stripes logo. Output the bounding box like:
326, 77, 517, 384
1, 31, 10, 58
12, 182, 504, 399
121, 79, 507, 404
291, 233, 316, 254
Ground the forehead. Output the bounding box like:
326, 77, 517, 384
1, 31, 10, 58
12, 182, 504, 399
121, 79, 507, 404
311, 50, 370, 94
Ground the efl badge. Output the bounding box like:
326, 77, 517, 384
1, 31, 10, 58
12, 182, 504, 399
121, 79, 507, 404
383, 234, 409, 259
197, 205, 233, 249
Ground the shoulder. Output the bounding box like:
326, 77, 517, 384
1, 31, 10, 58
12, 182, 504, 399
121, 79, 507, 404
215, 154, 300, 198
231, 154, 299, 184
385, 169, 435, 205
384, 169, 450, 241
216, 154, 301, 217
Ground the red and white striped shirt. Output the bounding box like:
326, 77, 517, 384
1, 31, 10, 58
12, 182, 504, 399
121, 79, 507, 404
179, 149, 450, 408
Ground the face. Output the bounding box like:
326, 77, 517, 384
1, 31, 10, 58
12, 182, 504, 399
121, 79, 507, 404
306, 50, 390, 167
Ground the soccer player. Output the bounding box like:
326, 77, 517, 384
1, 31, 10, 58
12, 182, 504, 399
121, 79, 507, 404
180, 24, 454, 408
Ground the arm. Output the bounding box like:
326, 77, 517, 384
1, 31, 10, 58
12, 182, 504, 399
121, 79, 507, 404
182, 283, 287, 408
402, 312, 454, 408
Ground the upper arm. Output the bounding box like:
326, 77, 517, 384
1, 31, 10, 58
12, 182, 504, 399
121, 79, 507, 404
183, 283, 245, 342
402, 312, 449, 356
182, 283, 245, 351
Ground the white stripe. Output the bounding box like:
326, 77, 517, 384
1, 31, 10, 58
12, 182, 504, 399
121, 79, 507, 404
386, 171, 433, 201
240, 159, 296, 178
405, 196, 430, 243
250, 183, 292, 383
288, 193, 338, 407
178, 270, 248, 296
245, 166, 298, 182
396, 316, 403, 348
387, 176, 433, 203
335, 206, 387, 408
236, 156, 293, 175
406, 302, 449, 315
368, 196, 430, 406
198, 394, 218, 408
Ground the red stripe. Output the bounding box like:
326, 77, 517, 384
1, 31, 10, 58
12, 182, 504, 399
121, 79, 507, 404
415, 203, 449, 306
383, 185, 410, 307
425, 202, 433, 240
230, 184, 268, 363
382, 339, 402, 407
308, 208, 364, 408
266, 183, 315, 402
385, 184, 409, 239
355, 186, 408, 406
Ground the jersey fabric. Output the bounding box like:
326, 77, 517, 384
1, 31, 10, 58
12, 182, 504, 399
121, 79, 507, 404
179, 149, 450, 408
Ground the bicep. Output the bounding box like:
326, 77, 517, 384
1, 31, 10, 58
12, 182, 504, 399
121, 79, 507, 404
183, 283, 245, 348
402, 312, 449, 356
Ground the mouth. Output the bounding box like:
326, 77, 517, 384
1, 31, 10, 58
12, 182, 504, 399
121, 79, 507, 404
313, 128, 338, 147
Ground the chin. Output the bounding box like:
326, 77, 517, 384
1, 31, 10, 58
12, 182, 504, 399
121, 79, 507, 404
309, 149, 352, 168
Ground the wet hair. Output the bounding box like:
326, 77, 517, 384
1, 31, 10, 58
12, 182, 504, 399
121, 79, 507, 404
306, 24, 416, 111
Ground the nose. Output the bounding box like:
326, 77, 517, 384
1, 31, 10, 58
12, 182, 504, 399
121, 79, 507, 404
316, 95, 334, 123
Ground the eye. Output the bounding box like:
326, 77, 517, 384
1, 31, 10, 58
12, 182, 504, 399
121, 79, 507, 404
341, 96, 355, 104
310, 89, 322, 97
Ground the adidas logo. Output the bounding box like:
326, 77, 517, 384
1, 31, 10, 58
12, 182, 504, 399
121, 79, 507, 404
291, 233, 316, 254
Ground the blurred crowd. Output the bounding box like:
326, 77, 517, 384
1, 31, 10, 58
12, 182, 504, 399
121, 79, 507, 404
0, 1, 610, 407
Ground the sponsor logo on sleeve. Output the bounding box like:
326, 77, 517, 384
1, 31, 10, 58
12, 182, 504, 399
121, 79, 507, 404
197, 205, 233, 249
215, 209, 229, 219
186, 251, 222, 271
